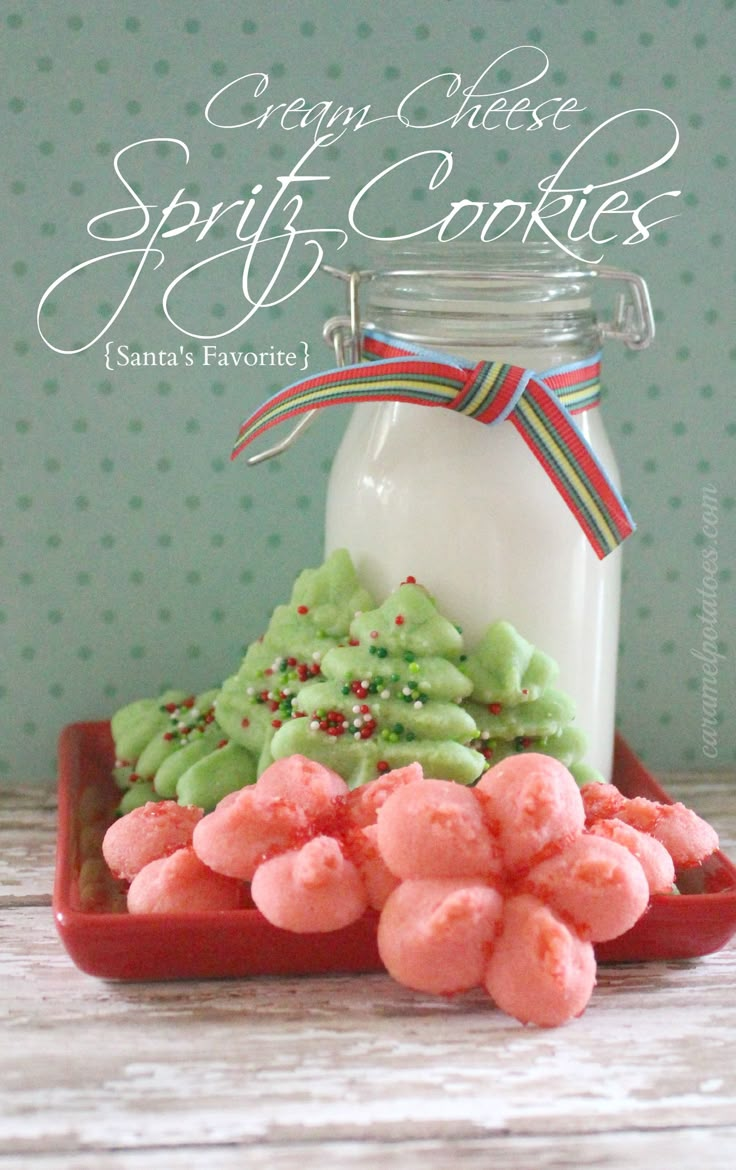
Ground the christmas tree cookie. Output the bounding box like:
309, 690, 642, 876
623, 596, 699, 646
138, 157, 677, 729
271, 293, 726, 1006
270, 581, 485, 788
111, 689, 255, 814
112, 690, 219, 812
214, 548, 374, 772
460, 621, 600, 783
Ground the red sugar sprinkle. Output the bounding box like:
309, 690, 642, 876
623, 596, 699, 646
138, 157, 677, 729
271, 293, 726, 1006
241, 718, 250, 728
377, 761, 390, 773
402, 575, 417, 584
394, 615, 405, 626
297, 605, 309, 615
271, 719, 282, 729
488, 702, 503, 715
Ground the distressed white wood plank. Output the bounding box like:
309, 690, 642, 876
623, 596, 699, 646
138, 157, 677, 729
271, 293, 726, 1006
2, 1129, 735, 1170
3, 904, 736, 1153
0, 827, 56, 904
1, 777, 735, 1167
0, 783, 57, 904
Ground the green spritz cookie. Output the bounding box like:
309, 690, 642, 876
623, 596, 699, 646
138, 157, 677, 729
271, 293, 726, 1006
214, 548, 374, 770
271, 581, 485, 787
460, 621, 601, 783
111, 688, 189, 777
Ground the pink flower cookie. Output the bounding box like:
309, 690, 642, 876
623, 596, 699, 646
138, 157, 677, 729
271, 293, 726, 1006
484, 895, 597, 1028
587, 819, 675, 895
374, 756, 650, 1026
524, 834, 650, 942
192, 758, 418, 922
581, 783, 719, 869
378, 878, 504, 995
127, 847, 244, 914
193, 755, 348, 882
251, 836, 368, 933
376, 776, 500, 880
475, 753, 585, 872
102, 801, 203, 883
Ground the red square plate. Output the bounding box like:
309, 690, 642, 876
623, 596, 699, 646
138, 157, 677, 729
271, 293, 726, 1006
53, 722, 736, 980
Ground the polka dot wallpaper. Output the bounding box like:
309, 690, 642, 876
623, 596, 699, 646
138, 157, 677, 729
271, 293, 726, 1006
3, 0, 734, 780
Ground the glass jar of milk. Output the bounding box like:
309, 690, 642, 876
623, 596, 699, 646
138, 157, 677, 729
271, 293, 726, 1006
324, 243, 653, 781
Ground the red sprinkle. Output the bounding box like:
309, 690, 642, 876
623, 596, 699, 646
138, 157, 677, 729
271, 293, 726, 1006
394, 615, 405, 626
488, 702, 503, 715
271, 719, 282, 729
377, 760, 390, 773
297, 605, 309, 615
402, 575, 417, 584
241, 717, 250, 728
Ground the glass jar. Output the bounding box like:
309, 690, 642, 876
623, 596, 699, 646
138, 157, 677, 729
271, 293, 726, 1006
324, 243, 653, 781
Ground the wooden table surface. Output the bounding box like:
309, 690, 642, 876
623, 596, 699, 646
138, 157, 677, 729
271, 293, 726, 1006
2, 773, 735, 1169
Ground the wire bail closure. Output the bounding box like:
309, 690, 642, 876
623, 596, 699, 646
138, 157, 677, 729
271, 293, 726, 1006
244, 260, 654, 466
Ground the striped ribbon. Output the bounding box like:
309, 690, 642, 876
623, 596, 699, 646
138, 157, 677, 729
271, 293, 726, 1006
232, 327, 634, 559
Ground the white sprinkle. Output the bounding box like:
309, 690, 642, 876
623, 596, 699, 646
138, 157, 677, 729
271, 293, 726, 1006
352, 704, 361, 714
342, 721, 349, 730
381, 689, 391, 699
310, 720, 320, 731
354, 732, 362, 740
414, 700, 424, 709
354, 717, 363, 728
402, 686, 412, 696
481, 730, 490, 740
246, 686, 255, 696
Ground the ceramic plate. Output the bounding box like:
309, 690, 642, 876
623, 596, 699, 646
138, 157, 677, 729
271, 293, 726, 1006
53, 723, 736, 980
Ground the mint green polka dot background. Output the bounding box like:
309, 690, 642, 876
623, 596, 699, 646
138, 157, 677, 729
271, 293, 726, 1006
2, 0, 734, 780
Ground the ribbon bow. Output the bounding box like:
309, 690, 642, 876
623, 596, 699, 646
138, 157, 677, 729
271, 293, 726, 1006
232, 328, 634, 560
